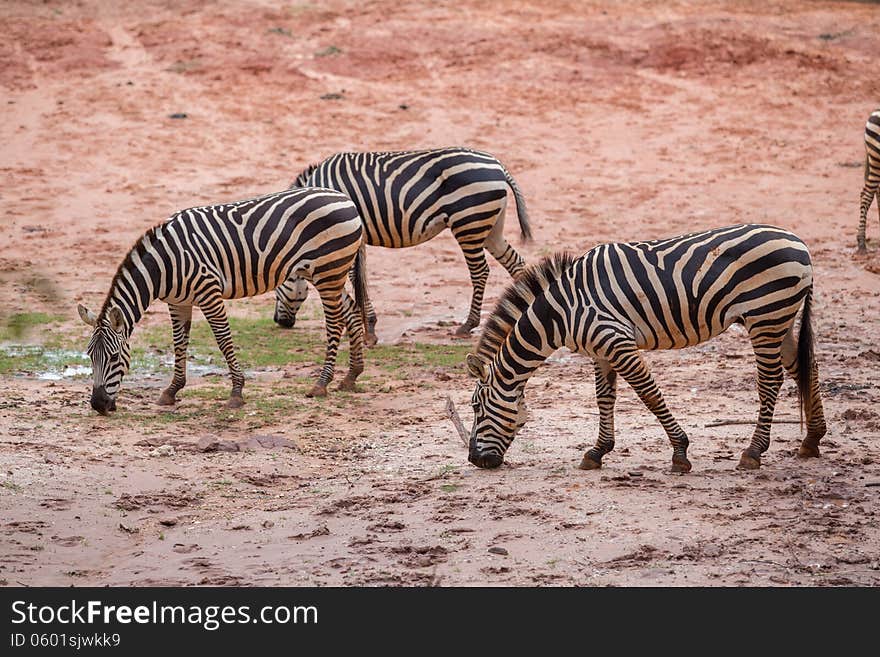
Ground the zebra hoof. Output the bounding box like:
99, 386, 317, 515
797, 442, 821, 458
578, 455, 602, 470
306, 384, 328, 398
854, 245, 868, 257
157, 390, 177, 406
337, 377, 358, 392
225, 395, 245, 409
453, 324, 476, 338
671, 457, 692, 473
737, 452, 761, 470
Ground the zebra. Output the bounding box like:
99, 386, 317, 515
857, 108, 880, 253
77, 187, 368, 414
273, 147, 532, 341
465, 224, 827, 472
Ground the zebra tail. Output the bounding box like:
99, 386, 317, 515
502, 169, 533, 242
352, 244, 369, 339
795, 285, 815, 431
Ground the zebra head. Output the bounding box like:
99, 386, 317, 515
273, 277, 310, 329
78, 304, 131, 415
465, 353, 528, 469
291, 163, 318, 188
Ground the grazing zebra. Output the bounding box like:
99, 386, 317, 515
77, 187, 368, 414
274, 147, 532, 341
465, 224, 827, 472
857, 108, 880, 253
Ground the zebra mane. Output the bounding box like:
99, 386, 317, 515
98, 223, 163, 322
475, 252, 575, 362
291, 163, 318, 188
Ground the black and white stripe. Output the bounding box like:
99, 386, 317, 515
275, 147, 532, 340
465, 224, 827, 472
78, 187, 368, 414
858, 108, 880, 253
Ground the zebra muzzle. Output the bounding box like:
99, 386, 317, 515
90, 386, 116, 415
468, 450, 503, 469
273, 312, 295, 329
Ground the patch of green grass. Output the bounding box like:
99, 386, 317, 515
315, 45, 342, 57
137, 318, 325, 371
1, 480, 22, 492
440, 483, 460, 493
1, 311, 473, 389
367, 342, 472, 372
1, 312, 62, 341
167, 59, 202, 74
267, 26, 293, 37
0, 313, 87, 376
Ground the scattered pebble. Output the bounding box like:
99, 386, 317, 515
488, 546, 508, 556
159, 518, 178, 527
118, 522, 138, 534
149, 445, 175, 457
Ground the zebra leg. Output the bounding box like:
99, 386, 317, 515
199, 293, 245, 409
737, 335, 785, 470
580, 359, 618, 470
454, 242, 490, 336
347, 254, 377, 346
158, 304, 193, 406
485, 211, 527, 279
337, 291, 365, 392
486, 237, 527, 279
613, 347, 692, 473
857, 158, 878, 254
307, 285, 346, 398
779, 323, 827, 458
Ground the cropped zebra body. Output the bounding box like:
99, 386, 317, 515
465, 224, 827, 472
78, 187, 368, 413
857, 108, 880, 253
275, 147, 532, 339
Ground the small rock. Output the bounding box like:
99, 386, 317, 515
159, 518, 178, 527
149, 445, 175, 457
262, 520, 275, 529
169, 112, 188, 119
197, 436, 219, 452
399, 103, 409, 110
118, 522, 138, 534
488, 546, 508, 556
628, 471, 643, 477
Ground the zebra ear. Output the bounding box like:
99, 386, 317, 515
77, 304, 97, 327
466, 353, 488, 382
107, 307, 125, 333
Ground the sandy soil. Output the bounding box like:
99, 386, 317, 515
1, 0, 879, 586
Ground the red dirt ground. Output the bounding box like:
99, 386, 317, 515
1, 0, 879, 586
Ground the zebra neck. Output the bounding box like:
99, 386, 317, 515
102, 241, 164, 333
492, 309, 568, 389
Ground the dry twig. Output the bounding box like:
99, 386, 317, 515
705, 418, 800, 428
444, 396, 469, 448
